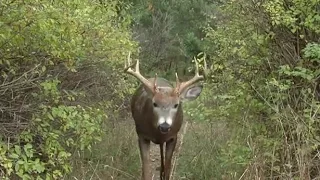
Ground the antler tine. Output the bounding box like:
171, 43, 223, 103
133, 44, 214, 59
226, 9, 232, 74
175, 73, 179, 86
124, 51, 133, 71
202, 55, 208, 78
135, 58, 140, 73
124, 52, 155, 93
154, 73, 158, 86
173, 72, 181, 94
177, 58, 204, 94
194, 57, 200, 76
153, 73, 159, 92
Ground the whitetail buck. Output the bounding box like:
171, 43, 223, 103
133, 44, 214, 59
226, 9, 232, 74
124, 53, 205, 180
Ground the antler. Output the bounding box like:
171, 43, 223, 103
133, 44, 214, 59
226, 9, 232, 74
175, 57, 206, 94
124, 52, 158, 93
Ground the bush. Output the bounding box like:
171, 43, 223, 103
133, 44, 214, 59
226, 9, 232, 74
0, 0, 136, 179
180, 0, 320, 179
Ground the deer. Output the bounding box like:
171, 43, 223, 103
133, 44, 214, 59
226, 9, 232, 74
124, 52, 205, 180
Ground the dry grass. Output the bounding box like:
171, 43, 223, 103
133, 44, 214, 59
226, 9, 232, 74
66, 119, 141, 180
174, 120, 230, 180
65, 113, 231, 180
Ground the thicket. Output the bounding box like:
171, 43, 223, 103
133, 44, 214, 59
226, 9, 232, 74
125, 0, 215, 77
0, 1, 136, 179
183, 0, 320, 179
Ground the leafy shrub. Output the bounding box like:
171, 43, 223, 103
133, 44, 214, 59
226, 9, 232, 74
180, 0, 320, 179
0, 0, 136, 179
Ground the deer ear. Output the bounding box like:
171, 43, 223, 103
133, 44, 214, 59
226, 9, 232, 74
180, 85, 203, 102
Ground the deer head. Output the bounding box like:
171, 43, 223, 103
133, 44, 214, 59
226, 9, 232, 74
124, 52, 205, 134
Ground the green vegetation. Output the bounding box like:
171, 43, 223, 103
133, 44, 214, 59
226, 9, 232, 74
0, 0, 319, 179
181, 0, 320, 179
0, 0, 136, 179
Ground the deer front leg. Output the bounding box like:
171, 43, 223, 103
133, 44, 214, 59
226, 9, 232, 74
159, 143, 165, 180
138, 137, 151, 180
164, 137, 177, 180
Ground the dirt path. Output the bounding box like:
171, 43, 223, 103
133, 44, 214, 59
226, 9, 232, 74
149, 121, 189, 180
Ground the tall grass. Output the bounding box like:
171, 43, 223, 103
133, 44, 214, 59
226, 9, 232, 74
66, 120, 140, 180
175, 121, 230, 180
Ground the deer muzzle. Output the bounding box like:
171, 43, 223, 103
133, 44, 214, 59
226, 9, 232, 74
158, 122, 171, 134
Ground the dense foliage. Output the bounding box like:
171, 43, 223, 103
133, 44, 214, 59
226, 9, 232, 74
0, 0, 136, 179
125, 0, 215, 77
184, 0, 320, 179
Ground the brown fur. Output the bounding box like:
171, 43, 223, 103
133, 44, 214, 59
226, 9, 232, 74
130, 78, 183, 180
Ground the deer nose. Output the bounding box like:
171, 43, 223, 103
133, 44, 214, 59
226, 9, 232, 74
158, 123, 171, 133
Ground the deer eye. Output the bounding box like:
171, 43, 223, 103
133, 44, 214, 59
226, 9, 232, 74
153, 102, 158, 107
173, 104, 179, 108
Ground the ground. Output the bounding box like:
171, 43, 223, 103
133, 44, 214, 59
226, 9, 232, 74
68, 119, 191, 180
149, 121, 188, 180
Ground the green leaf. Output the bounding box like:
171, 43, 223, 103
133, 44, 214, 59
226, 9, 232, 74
14, 146, 21, 155
9, 153, 19, 159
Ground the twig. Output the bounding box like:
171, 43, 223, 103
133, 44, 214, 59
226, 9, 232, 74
89, 160, 101, 180
238, 167, 249, 180
0, 64, 40, 88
